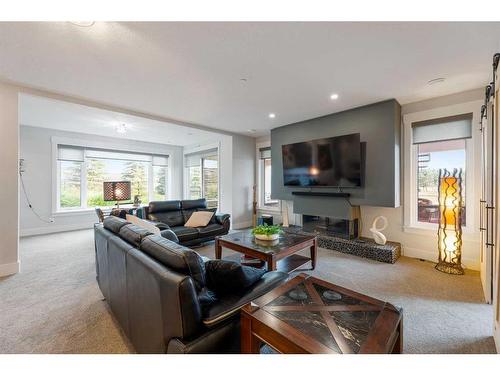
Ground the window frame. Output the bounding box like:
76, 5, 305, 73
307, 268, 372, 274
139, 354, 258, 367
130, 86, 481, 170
403, 102, 481, 235
256, 140, 281, 212
183, 144, 220, 209
52, 137, 171, 214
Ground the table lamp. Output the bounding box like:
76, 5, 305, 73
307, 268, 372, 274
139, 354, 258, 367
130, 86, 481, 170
435, 168, 464, 275
103, 181, 131, 208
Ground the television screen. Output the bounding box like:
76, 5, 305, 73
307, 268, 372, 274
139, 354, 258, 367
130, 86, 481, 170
282, 133, 361, 187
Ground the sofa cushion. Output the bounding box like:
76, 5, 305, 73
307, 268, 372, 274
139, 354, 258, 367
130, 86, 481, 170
202, 271, 288, 327
149, 210, 185, 227
197, 223, 227, 237
185, 211, 214, 228
119, 224, 154, 247
140, 235, 206, 290
205, 260, 267, 295
181, 199, 207, 210
126, 214, 161, 234
103, 216, 130, 234
149, 200, 181, 213
171, 226, 200, 242
181, 199, 207, 222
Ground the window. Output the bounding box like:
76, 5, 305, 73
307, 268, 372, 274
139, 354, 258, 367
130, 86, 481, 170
258, 147, 279, 208
57, 145, 168, 211
411, 114, 472, 228
185, 149, 219, 208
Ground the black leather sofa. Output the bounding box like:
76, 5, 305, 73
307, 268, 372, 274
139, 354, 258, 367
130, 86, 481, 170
136, 199, 230, 246
94, 216, 288, 353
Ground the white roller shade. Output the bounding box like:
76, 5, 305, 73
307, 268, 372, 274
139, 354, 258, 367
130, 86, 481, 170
259, 147, 271, 159
412, 113, 472, 145
185, 148, 218, 167
152, 155, 169, 167
58, 146, 84, 162
85, 149, 153, 162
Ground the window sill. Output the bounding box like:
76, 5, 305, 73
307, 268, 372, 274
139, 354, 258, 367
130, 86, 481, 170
53, 209, 96, 216
403, 225, 479, 241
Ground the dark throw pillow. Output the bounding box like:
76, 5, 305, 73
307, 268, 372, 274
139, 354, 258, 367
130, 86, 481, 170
205, 260, 266, 295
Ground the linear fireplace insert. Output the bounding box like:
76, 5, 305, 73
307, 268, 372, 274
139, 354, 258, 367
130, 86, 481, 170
302, 215, 359, 240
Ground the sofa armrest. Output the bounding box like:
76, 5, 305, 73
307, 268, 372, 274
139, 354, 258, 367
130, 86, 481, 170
160, 229, 179, 243
215, 213, 230, 226
202, 271, 288, 327
136, 206, 149, 219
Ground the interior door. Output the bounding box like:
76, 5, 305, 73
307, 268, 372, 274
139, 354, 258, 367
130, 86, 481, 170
493, 55, 500, 351
480, 105, 493, 303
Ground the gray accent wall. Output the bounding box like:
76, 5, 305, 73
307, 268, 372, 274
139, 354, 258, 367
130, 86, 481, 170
271, 99, 401, 218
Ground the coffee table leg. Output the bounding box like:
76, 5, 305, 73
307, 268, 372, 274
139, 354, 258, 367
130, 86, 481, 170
310, 239, 317, 270
267, 256, 277, 272
241, 313, 260, 354
215, 238, 222, 260
392, 317, 403, 354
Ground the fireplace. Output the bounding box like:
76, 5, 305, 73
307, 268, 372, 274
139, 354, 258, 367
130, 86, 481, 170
302, 215, 359, 240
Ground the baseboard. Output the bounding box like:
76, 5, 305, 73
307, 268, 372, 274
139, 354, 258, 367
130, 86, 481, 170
0, 261, 20, 277
20, 223, 94, 237
232, 220, 253, 230
403, 246, 480, 271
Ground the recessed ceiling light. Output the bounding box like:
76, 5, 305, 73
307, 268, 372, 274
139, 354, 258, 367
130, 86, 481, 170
268, 113, 276, 119
115, 123, 127, 134
330, 93, 339, 100
69, 21, 95, 27
427, 78, 445, 85
247, 129, 257, 133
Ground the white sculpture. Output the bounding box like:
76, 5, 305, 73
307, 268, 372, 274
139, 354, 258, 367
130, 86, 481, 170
370, 216, 388, 245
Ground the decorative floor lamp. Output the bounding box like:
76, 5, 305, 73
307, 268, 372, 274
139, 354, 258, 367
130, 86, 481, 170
103, 181, 131, 209
435, 168, 464, 275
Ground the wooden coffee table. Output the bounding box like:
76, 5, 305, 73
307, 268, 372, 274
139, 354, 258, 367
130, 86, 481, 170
215, 230, 317, 272
241, 273, 403, 354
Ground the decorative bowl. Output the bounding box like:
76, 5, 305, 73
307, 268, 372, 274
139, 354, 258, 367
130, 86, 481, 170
254, 233, 280, 241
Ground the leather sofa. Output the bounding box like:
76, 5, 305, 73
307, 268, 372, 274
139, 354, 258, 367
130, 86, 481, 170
94, 216, 288, 353
136, 199, 230, 246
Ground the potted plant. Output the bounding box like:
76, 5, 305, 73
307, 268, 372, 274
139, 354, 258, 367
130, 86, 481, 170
251, 224, 282, 241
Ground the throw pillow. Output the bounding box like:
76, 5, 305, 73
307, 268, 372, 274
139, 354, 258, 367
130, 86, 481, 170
184, 210, 214, 228
126, 214, 161, 235
205, 260, 266, 295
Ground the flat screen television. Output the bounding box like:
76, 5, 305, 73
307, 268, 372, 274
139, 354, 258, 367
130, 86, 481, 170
282, 133, 361, 187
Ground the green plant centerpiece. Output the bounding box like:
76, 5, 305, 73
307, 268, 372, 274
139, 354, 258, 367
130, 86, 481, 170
251, 224, 282, 241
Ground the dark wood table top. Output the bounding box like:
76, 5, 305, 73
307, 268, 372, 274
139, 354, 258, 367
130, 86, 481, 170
217, 230, 316, 256
243, 273, 403, 354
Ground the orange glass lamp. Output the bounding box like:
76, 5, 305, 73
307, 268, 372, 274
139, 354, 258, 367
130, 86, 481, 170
435, 168, 464, 275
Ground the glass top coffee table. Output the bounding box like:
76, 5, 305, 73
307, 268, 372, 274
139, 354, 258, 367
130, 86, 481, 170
241, 273, 403, 354
215, 230, 317, 272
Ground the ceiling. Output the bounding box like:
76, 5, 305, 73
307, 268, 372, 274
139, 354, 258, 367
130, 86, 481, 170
2, 22, 500, 136
19, 94, 222, 147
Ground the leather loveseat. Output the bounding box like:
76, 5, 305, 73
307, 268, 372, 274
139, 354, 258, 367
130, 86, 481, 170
94, 216, 288, 353
136, 199, 230, 246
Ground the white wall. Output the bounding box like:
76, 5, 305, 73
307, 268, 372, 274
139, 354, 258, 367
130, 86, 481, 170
231, 135, 256, 229
19, 125, 184, 236
0, 82, 19, 277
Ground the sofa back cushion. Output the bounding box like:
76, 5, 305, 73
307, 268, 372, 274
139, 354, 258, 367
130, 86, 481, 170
140, 235, 206, 290
148, 200, 184, 227
103, 216, 130, 234
119, 224, 154, 247
181, 199, 207, 223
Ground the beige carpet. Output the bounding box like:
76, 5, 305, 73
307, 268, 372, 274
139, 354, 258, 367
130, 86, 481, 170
0, 229, 496, 354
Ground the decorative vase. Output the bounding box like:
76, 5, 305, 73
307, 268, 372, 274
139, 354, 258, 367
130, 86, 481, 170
370, 216, 388, 245
255, 233, 280, 241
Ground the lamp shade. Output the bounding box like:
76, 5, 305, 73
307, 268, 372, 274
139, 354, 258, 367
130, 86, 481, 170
103, 181, 131, 202
435, 169, 464, 275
